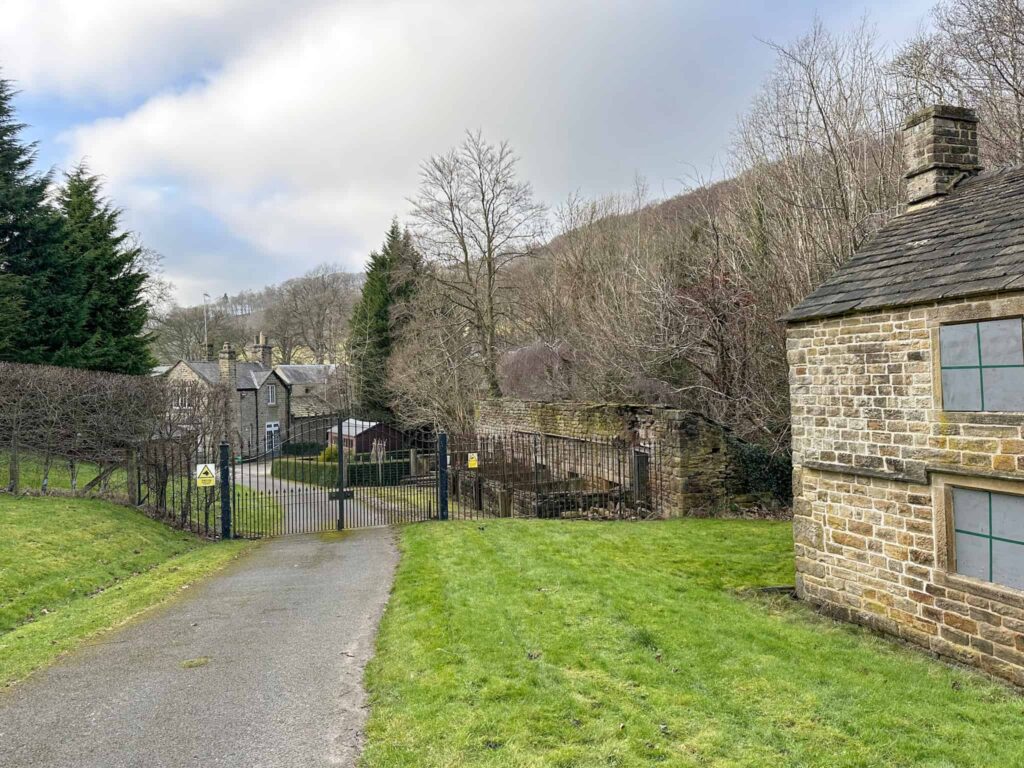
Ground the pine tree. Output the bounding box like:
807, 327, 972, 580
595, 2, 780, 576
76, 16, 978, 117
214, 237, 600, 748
0, 77, 80, 364
56, 165, 154, 374
349, 220, 419, 416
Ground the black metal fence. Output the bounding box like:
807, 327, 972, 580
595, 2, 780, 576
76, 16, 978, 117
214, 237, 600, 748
132, 422, 662, 538
445, 432, 662, 520
138, 439, 225, 537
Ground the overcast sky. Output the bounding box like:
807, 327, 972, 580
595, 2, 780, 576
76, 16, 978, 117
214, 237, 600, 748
5, 0, 933, 304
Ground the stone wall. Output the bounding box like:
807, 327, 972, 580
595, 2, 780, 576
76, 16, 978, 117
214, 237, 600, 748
475, 399, 782, 516
789, 290, 1024, 686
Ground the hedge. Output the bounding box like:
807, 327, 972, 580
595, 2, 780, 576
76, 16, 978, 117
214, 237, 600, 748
282, 442, 322, 457
272, 457, 412, 487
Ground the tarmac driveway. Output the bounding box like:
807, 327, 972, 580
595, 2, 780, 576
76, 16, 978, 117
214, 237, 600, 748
0, 527, 399, 768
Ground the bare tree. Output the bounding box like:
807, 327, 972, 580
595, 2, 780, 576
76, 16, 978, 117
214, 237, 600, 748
277, 266, 361, 364
387, 273, 484, 433
149, 301, 249, 363
410, 131, 547, 397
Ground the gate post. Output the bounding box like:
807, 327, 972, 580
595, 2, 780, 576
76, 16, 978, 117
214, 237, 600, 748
219, 441, 232, 539
438, 433, 449, 521
336, 415, 345, 530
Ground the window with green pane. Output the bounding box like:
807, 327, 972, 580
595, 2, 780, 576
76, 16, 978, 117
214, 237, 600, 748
939, 318, 1024, 411
953, 488, 1024, 590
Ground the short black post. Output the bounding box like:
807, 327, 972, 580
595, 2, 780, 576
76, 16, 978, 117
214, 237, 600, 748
438, 433, 449, 521
533, 433, 541, 517
336, 415, 345, 530
219, 441, 231, 539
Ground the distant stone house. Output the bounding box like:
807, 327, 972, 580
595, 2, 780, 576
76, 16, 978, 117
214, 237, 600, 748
164, 335, 338, 455
785, 105, 1024, 685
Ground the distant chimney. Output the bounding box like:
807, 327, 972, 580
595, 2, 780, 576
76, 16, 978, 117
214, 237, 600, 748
218, 341, 237, 389
249, 332, 273, 368
205, 342, 216, 362
903, 105, 982, 211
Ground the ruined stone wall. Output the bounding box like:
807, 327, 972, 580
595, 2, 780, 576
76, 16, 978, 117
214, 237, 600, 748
475, 399, 776, 516
789, 291, 1024, 686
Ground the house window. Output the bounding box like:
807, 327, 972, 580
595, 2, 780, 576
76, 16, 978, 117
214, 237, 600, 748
267, 383, 277, 405
940, 318, 1024, 411
952, 487, 1024, 590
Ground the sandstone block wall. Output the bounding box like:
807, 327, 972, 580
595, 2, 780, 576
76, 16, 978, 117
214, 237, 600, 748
789, 291, 1024, 686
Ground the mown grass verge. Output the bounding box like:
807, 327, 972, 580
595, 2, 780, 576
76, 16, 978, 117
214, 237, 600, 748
363, 518, 1024, 767
0, 451, 129, 497
0, 494, 254, 686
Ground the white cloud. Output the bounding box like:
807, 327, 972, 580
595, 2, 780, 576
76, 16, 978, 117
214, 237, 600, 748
64, 0, 634, 288
17, 0, 937, 303
0, 0, 330, 102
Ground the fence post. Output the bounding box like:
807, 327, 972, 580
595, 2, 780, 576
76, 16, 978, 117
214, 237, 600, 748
533, 433, 541, 517
336, 415, 345, 530
438, 433, 449, 521
219, 441, 231, 539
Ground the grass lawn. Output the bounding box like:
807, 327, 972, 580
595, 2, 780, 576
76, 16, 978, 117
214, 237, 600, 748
0, 494, 254, 686
358, 485, 465, 518
0, 452, 129, 496
364, 519, 1024, 767
233, 483, 286, 537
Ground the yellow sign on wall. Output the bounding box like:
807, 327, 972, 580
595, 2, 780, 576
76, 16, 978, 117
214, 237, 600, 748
196, 464, 216, 488
467, 452, 479, 469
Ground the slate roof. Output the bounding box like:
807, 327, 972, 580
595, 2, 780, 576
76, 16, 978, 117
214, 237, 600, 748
275, 364, 335, 386
784, 166, 1024, 322
178, 360, 277, 390
182, 361, 222, 384
290, 393, 334, 418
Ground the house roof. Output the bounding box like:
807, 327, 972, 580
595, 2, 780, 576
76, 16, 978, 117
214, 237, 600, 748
176, 360, 280, 391
275, 364, 335, 386
328, 419, 379, 437
784, 166, 1024, 323
181, 361, 222, 384
290, 393, 334, 418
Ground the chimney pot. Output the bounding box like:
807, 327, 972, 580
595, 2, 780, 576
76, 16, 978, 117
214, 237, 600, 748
903, 105, 982, 210
218, 342, 237, 388
249, 332, 273, 369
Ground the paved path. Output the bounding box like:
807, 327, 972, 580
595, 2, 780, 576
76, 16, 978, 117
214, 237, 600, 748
0, 528, 399, 768
234, 461, 434, 533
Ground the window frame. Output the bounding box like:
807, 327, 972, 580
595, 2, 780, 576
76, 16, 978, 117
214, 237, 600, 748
939, 316, 1024, 412
944, 480, 1024, 595
267, 383, 277, 406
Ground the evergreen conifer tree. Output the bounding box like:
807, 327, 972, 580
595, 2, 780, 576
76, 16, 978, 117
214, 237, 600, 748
0, 77, 80, 364
349, 220, 419, 416
56, 165, 154, 374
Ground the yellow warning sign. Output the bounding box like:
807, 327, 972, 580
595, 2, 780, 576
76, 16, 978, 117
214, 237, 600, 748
467, 452, 479, 469
196, 463, 216, 488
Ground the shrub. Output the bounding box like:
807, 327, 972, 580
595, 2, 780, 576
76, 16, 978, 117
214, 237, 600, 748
727, 438, 792, 505
318, 445, 339, 463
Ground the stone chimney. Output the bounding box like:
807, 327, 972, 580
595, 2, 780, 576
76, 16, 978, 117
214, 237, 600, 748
205, 342, 216, 362
218, 341, 237, 388
903, 105, 982, 211
249, 332, 273, 369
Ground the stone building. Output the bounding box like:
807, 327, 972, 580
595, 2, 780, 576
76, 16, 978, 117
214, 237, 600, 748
164, 335, 336, 454
785, 105, 1024, 685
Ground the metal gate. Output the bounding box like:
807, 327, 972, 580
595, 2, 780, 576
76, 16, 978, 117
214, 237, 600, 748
229, 414, 443, 537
